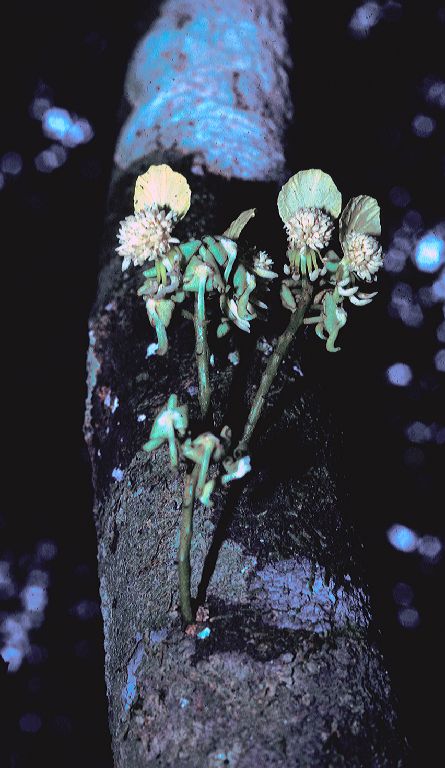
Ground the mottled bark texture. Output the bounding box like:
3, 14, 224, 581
85, 157, 408, 767
114, 0, 291, 180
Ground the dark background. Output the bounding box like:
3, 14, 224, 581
1, 1, 443, 766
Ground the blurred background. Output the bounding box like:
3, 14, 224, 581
1, 1, 443, 766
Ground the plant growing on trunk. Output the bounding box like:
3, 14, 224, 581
117, 164, 383, 625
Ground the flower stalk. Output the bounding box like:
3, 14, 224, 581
178, 464, 200, 624
236, 280, 313, 454
194, 272, 211, 418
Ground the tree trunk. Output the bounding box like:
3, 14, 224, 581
85, 2, 408, 765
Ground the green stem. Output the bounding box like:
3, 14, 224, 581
196, 446, 212, 499
179, 464, 200, 624
194, 275, 211, 418
236, 281, 313, 454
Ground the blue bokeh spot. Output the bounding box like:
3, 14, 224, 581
42, 108, 72, 141
387, 524, 418, 553
414, 233, 445, 273
386, 362, 413, 387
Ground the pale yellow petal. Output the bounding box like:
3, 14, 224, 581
134, 164, 191, 219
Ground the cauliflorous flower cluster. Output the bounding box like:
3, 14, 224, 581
117, 205, 178, 271
341, 231, 383, 282
277, 169, 384, 351
122, 164, 385, 626
285, 207, 334, 252
116, 163, 191, 272
116, 167, 278, 359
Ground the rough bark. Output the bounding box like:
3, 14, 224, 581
85, 2, 408, 765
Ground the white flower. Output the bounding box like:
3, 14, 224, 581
253, 250, 278, 279
342, 232, 383, 281
285, 207, 334, 251
116, 204, 179, 271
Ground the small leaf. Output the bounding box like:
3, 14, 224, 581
339, 195, 381, 241
223, 209, 256, 240
278, 169, 342, 222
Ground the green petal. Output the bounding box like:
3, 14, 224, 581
278, 169, 342, 222
280, 282, 297, 312
179, 239, 202, 260
156, 299, 175, 327
233, 264, 247, 295
323, 250, 341, 273
339, 195, 381, 241
142, 267, 157, 278
183, 259, 210, 292
217, 320, 230, 338
223, 209, 256, 240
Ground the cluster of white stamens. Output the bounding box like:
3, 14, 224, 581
116, 204, 179, 271
253, 250, 277, 279
342, 232, 383, 282
285, 207, 334, 251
